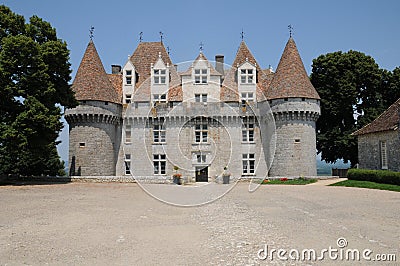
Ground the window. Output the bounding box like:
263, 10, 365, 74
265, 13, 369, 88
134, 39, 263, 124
242, 154, 255, 175
154, 69, 166, 84
79, 142, 86, 148
195, 94, 207, 103
194, 69, 207, 84
242, 117, 255, 143
197, 153, 207, 163
125, 94, 132, 104
380, 141, 388, 169
195, 117, 208, 143
241, 92, 254, 107
125, 126, 132, 143
240, 69, 254, 84
153, 118, 166, 143
153, 154, 166, 175
126, 70, 132, 85
125, 154, 131, 175
153, 94, 167, 104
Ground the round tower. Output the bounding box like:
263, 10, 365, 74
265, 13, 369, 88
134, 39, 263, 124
65, 40, 122, 176
267, 37, 320, 177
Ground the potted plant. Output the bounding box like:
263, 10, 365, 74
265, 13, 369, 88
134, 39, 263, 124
173, 166, 182, 185
222, 166, 231, 184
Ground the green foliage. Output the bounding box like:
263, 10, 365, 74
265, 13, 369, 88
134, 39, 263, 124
0, 5, 77, 176
310, 51, 400, 166
261, 178, 317, 185
346, 168, 400, 186
329, 180, 400, 192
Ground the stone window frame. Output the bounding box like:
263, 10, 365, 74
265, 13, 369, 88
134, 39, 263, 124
125, 94, 132, 104
153, 118, 166, 144
125, 154, 131, 175
240, 68, 254, 84
125, 70, 132, 85
194, 69, 208, 84
242, 153, 255, 175
153, 69, 166, 84
241, 92, 254, 107
153, 154, 166, 175
196, 153, 207, 164
194, 117, 208, 143
195, 93, 207, 103
242, 117, 255, 143
152, 94, 167, 105
380, 140, 388, 170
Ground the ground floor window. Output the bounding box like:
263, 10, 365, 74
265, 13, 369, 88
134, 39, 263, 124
154, 154, 166, 175
242, 153, 255, 175
125, 154, 131, 175
380, 141, 388, 169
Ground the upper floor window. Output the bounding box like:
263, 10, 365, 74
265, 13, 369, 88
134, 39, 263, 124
195, 117, 208, 143
125, 70, 132, 85
125, 125, 132, 143
153, 118, 166, 143
240, 69, 254, 84
241, 92, 254, 107
154, 69, 166, 84
125, 94, 132, 104
194, 69, 207, 84
242, 117, 255, 143
195, 94, 207, 103
153, 94, 167, 104
197, 153, 207, 163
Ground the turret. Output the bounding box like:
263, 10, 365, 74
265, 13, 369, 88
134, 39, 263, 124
65, 40, 122, 176
267, 37, 320, 177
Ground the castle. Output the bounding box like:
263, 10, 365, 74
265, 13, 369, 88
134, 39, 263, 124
65, 36, 320, 181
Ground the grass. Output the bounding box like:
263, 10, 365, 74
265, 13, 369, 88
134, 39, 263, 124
329, 180, 400, 192
261, 178, 317, 185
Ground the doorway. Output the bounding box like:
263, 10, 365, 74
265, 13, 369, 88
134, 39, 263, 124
195, 166, 208, 182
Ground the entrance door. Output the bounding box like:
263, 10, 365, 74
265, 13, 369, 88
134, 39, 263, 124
195, 166, 208, 182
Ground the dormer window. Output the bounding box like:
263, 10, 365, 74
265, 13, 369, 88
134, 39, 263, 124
125, 70, 132, 85
153, 94, 167, 104
195, 94, 207, 103
194, 69, 207, 84
241, 92, 254, 106
240, 69, 254, 84
154, 69, 166, 84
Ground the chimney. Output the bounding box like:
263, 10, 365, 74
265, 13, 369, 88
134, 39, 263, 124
111, 65, 122, 74
215, 55, 224, 75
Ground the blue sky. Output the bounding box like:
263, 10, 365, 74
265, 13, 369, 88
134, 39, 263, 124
2, 0, 400, 163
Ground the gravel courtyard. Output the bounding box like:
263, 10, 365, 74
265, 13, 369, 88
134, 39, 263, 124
0, 181, 398, 265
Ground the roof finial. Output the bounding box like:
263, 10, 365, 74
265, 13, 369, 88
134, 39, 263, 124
89, 26, 94, 40
199, 42, 204, 53
288, 24, 293, 38
167, 46, 171, 55
240, 29, 244, 41
159, 31, 164, 43
139, 32, 143, 42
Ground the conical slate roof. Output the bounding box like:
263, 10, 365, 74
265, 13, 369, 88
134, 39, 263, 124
72, 40, 120, 103
267, 38, 320, 100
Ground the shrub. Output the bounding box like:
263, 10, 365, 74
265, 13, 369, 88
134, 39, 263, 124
347, 169, 400, 186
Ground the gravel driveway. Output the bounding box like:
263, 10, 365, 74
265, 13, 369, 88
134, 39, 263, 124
0, 182, 398, 265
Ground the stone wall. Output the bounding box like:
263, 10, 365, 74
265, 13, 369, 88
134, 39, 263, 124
358, 130, 400, 172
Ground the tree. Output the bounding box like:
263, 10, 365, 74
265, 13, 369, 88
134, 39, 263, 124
310, 50, 400, 167
0, 5, 77, 176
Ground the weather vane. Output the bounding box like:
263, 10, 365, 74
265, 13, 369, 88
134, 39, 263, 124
159, 31, 164, 43
288, 24, 293, 38
139, 32, 143, 42
199, 42, 204, 53
240, 29, 244, 41
89, 26, 94, 40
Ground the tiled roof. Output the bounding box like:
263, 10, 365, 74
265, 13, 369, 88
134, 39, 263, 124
221, 41, 270, 102
353, 98, 400, 135
130, 42, 181, 102
72, 40, 120, 104
108, 74, 122, 103
266, 38, 320, 100
129, 42, 172, 88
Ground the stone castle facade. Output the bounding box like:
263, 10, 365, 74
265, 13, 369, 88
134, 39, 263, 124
65, 36, 320, 181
